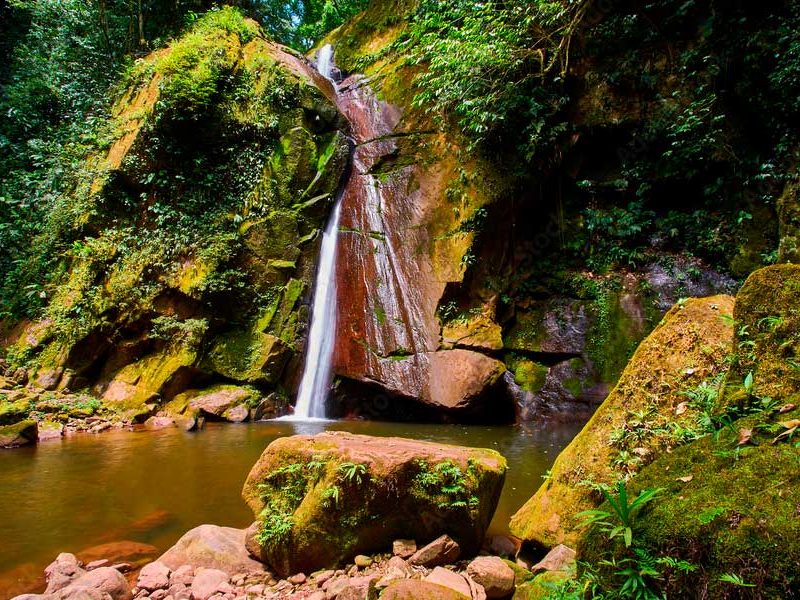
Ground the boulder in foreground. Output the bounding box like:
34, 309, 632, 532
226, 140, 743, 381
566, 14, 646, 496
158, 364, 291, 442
242, 432, 506, 577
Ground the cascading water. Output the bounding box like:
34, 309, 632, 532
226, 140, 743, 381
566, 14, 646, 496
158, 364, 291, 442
287, 44, 342, 421
292, 198, 342, 419
316, 44, 335, 81
288, 43, 434, 420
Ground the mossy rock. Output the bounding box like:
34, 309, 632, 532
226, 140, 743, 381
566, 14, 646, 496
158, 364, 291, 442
0, 419, 38, 448
512, 571, 573, 600
242, 432, 506, 577
186, 384, 259, 420
509, 295, 734, 548
0, 397, 32, 425
99, 346, 198, 409
778, 180, 800, 263
723, 264, 800, 404
579, 406, 800, 598
9, 8, 350, 408
441, 313, 503, 351
204, 327, 289, 385
506, 357, 549, 394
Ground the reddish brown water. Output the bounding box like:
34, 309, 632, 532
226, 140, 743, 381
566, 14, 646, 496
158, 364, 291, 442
0, 420, 581, 597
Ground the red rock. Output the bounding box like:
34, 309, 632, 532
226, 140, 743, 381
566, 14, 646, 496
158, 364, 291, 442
392, 540, 416, 558
329, 77, 510, 420
381, 580, 470, 600
466, 557, 515, 599
60, 567, 132, 600
530, 544, 576, 574
44, 553, 85, 593
424, 567, 472, 598
190, 568, 229, 600
137, 561, 171, 591
408, 535, 461, 568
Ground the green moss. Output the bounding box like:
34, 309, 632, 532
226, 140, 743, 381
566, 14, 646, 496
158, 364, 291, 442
506, 356, 548, 393
510, 296, 735, 547
579, 407, 800, 598
0, 397, 32, 425
778, 180, 800, 263
204, 323, 289, 384
0, 419, 38, 447
512, 572, 573, 600
723, 264, 800, 405
8, 8, 349, 406
243, 434, 506, 577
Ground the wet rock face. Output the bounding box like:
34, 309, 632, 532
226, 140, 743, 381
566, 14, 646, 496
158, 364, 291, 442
319, 55, 515, 420
5, 9, 349, 415
241, 432, 506, 577
502, 264, 738, 422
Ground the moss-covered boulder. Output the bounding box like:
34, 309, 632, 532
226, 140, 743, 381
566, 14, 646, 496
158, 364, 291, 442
510, 295, 734, 547
579, 405, 800, 598
241, 432, 506, 577
0, 419, 38, 448
778, 181, 800, 263
723, 264, 800, 404
0, 395, 32, 425
5, 8, 349, 413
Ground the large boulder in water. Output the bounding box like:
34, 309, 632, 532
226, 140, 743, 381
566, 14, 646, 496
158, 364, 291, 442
510, 295, 735, 547
241, 432, 506, 577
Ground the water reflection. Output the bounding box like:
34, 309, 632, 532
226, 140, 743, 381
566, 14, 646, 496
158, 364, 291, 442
0, 419, 581, 597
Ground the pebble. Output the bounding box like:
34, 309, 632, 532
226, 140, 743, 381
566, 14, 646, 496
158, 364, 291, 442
287, 572, 306, 585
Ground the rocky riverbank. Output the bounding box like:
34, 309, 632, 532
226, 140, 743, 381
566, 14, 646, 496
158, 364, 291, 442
0, 368, 289, 448
14, 525, 574, 600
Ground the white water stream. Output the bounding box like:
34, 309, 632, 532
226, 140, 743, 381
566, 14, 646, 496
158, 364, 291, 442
287, 45, 340, 420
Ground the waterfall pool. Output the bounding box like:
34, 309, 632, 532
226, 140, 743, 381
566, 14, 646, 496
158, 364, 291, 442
0, 419, 582, 596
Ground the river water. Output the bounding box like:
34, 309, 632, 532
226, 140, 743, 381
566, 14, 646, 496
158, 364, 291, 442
0, 419, 581, 596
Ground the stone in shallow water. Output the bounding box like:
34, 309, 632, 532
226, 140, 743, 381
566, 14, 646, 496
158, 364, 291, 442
242, 432, 505, 578
0, 420, 38, 448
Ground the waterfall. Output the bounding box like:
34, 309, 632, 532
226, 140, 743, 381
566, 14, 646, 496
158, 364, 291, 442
287, 46, 341, 421
292, 198, 342, 419
316, 44, 335, 81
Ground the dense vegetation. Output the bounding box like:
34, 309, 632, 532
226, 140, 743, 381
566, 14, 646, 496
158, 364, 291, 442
0, 0, 365, 319
395, 0, 799, 277
2, 1, 800, 598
